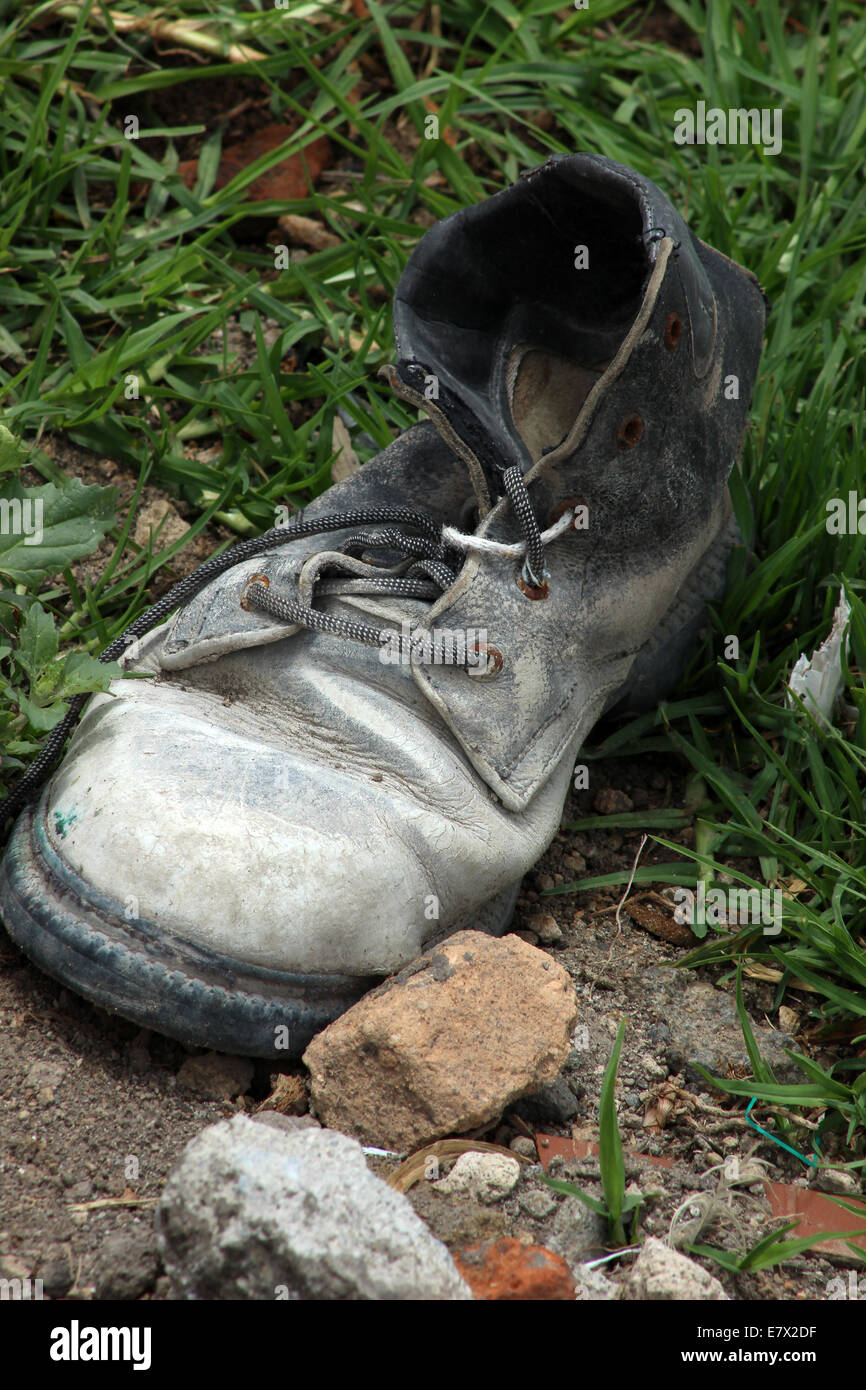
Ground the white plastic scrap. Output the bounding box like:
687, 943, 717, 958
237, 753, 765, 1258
787, 593, 851, 724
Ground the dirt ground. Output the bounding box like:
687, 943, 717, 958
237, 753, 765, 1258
0, 702, 855, 1299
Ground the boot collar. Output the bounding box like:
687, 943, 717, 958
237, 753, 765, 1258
392, 153, 718, 505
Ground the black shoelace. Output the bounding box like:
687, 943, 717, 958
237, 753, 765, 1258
0, 360, 551, 825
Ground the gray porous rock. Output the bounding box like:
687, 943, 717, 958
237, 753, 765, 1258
155, 1115, 471, 1301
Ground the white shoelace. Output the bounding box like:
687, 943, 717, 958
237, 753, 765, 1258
440, 507, 575, 559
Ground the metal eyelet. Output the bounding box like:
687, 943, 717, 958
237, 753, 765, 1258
240, 574, 270, 610
548, 497, 587, 530
616, 416, 644, 450
517, 571, 549, 600
467, 641, 504, 679
664, 312, 682, 351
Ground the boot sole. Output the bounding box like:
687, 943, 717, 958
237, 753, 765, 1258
0, 800, 521, 1058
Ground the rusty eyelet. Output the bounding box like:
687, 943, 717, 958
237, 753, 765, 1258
467, 642, 504, 679
517, 570, 549, 601
240, 573, 270, 610
664, 312, 682, 351
549, 497, 587, 530
616, 415, 643, 450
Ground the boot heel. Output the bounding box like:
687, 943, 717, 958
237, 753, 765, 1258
604, 510, 743, 717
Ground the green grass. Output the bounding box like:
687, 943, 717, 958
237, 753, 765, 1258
0, 1, 865, 1145
543, 1019, 648, 1249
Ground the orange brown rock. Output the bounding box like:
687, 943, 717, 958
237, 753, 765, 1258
303, 929, 578, 1151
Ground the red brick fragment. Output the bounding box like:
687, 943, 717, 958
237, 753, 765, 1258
453, 1237, 575, 1301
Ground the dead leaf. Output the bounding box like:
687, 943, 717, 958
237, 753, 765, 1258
782, 878, 809, 896
277, 213, 340, 251
254, 1072, 307, 1116
387, 1139, 532, 1194
67, 1187, 157, 1214
625, 899, 696, 947
176, 126, 330, 204
52, 4, 267, 62
331, 416, 361, 484
744, 962, 820, 992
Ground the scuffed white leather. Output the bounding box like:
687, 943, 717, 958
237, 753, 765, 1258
45, 620, 573, 975
38, 213, 761, 976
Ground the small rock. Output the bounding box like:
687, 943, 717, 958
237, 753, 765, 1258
563, 852, 587, 875
514, 1075, 580, 1126
813, 1168, 861, 1196
510, 1137, 537, 1160
638, 970, 799, 1083
304, 931, 578, 1151
574, 1264, 618, 1300
93, 1228, 160, 1301
518, 1189, 558, 1221
133, 498, 190, 553
249, 1112, 320, 1134
176, 1051, 254, 1102
529, 912, 563, 945
24, 1060, 66, 1091
593, 787, 634, 815
39, 1250, 74, 1300
546, 1196, 608, 1270
620, 1237, 728, 1301
433, 1152, 521, 1205
453, 1237, 575, 1301
156, 1116, 470, 1300
534, 872, 555, 893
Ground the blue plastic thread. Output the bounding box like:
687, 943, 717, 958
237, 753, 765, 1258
745, 1097, 820, 1168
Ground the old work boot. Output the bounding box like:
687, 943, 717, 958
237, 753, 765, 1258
0, 154, 765, 1058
